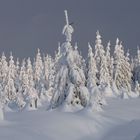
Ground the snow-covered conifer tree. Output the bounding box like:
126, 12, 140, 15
106, 41, 111, 66
26, 57, 38, 109
114, 40, 132, 97
106, 41, 113, 85
4, 53, 16, 102
15, 58, 20, 92
34, 49, 44, 92
87, 43, 97, 89
43, 54, 55, 103
94, 31, 105, 84
110, 57, 114, 85
99, 55, 110, 87
50, 10, 89, 110
86, 43, 103, 111
26, 58, 34, 88
0, 53, 8, 89
47, 56, 55, 91
44, 55, 49, 86
124, 50, 132, 92
19, 59, 27, 94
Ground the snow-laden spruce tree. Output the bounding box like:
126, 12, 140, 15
99, 54, 113, 98
44, 54, 55, 90
19, 59, 27, 95
114, 39, 132, 98
50, 10, 89, 111
94, 31, 105, 84
44, 54, 50, 88
26, 58, 34, 91
15, 58, 20, 92
106, 41, 114, 85
41, 54, 55, 104
0, 53, 8, 90
86, 43, 102, 111
110, 57, 114, 85
87, 43, 97, 89
99, 54, 110, 87
106, 41, 111, 65
14, 58, 26, 110
34, 49, 44, 93
4, 53, 17, 103
26, 57, 38, 109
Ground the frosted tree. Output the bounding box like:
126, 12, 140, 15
34, 49, 44, 93
26, 58, 34, 88
110, 57, 114, 85
94, 31, 105, 84
44, 55, 54, 89
99, 55, 110, 86
4, 72, 16, 102
19, 59, 27, 94
44, 55, 49, 86
8, 53, 16, 79
0, 53, 8, 89
87, 43, 97, 89
47, 56, 55, 94
106, 41, 111, 65
114, 38, 120, 80
26, 57, 38, 109
114, 40, 132, 97
16, 94, 25, 110
15, 58, 20, 92
124, 50, 132, 92
18, 59, 31, 109
86, 43, 103, 111
99, 53, 114, 98
4, 53, 16, 102
106, 41, 113, 85
26, 86, 38, 109
43, 54, 55, 103
50, 10, 89, 110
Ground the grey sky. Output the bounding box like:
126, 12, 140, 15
0, 0, 139, 59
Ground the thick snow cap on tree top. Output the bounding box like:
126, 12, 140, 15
62, 10, 74, 42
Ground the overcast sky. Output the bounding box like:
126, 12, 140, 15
0, 0, 139, 59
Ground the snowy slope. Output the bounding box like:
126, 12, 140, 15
0, 98, 140, 140
101, 98, 140, 140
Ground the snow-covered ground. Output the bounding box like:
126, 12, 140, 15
0, 98, 140, 140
